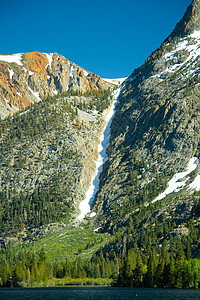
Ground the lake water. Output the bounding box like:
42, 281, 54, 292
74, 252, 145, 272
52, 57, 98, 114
0, 287, 200, 300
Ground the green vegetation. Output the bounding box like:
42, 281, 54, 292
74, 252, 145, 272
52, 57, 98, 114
0, 245, 113, 287
0, 227, 113, 287
0, 70, 200, 289
25, 223, 110, 261
1, 186, 200, 288
1, 209, 200, 288
98, 146, 174, 233
0, 88, 117, 287
0, 88, 112, 240
114, 245, 200, 289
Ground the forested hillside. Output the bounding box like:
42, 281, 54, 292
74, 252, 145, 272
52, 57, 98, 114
0, 88, 112, 244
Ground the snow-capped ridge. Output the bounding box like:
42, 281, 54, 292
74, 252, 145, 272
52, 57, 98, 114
0, 54, 23, 66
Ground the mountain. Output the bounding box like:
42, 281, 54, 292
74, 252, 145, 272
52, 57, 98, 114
91, 0, 200, 250
0, 51, 111, 119
2, 0, 200, 289
0, 52, 114, 245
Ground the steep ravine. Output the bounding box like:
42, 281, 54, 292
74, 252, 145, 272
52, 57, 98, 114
78, 88, 122, 221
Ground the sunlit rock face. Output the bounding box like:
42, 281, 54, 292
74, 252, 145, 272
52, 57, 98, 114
0, 51, 111, 119
91, 0, 200, 232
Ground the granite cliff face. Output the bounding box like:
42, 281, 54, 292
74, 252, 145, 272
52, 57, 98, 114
91, 0, 200, 235
0, 52, 111, 119
167, 0, 200, 39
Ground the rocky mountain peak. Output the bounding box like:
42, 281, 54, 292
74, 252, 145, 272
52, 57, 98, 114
168, 0, 200, 40
91, 0, 200, 234
0, 52, 112, 119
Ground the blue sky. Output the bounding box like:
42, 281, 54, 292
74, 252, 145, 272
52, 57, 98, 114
1, 0, 192, 78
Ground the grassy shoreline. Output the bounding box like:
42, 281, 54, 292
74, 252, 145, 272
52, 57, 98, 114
13, 278, 113, 288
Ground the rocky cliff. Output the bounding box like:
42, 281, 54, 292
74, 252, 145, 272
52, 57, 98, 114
167, 0, 200, 39
0, 52, 111, 119
91, 0, 200, 240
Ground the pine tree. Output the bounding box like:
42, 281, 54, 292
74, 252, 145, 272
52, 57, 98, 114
132, 253, 144, 287
145, 247, 156, 287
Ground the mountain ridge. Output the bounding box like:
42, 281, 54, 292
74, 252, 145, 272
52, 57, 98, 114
1, 0, 200, 289
0, 51, 112, 119
91, 0, 200, 239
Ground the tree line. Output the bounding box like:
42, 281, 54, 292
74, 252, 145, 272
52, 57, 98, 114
113, 245, 200, 289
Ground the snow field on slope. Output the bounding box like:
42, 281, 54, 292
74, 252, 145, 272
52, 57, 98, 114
77, 89, 121, 221
45, 53, 53, 69
83, 69, 89, 76
8, 68, 14, 80
0, 54, 23, 66
149, 30, 200, 81
70, 65, 75, 78
26, 82, 41, 102
103, 78, 127, 85
152, 157, 198, 203
188, 174, 200, 192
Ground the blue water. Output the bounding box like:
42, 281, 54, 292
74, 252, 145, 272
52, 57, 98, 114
0, 287, 200, 300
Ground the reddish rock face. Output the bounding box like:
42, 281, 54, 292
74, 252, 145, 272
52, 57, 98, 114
0, 52, 111, 119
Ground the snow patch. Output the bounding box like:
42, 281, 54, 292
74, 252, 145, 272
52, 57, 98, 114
92, 109, 99, 115
47, 75, 51, 85
32, 91, 41, 101
83, 69, 89, 76
103, 78, 127, 85
90, 212, 96, 218
163, 33, 200, 76
45, 53, 53, 69
152, 157, 198, 203
27, 82, 41, 102
77, 88, 121, 221
17, 92, 22, 97
20, 109, 30, 116
94, 227, 102, 232
188, 174, 200, 192
0, 53, 23, 66
70, 65, 75, 78
8, 68, 14, 80
191, 31, 200, 39
148, 33, 200, 81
